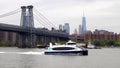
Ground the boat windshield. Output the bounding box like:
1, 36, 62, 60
52, 47, 75, 50
67, 43, 76, 45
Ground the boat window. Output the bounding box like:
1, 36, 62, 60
67, 43, 76, 45
52, 47, 75, 50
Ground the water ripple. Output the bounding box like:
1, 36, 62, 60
0, 51, 44, 55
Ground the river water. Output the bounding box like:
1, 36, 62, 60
0, 47, 120, 68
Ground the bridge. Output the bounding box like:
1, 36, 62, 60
0, 5, 69, 48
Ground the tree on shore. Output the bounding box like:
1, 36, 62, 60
92, 40, 120, 47
0, 41, 14, 47
114, 41, 120, 46
93, 40, 100, 46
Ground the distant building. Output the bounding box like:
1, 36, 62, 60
63, 23, 70, 34
81, 14, 86, 34
70, 29, 120, 42
59, 24, 63, 30
84, 29, 120, 41
74, 28, 77, 35
78, 25, 82, 35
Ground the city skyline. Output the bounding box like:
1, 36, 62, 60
0, 0, 120, 34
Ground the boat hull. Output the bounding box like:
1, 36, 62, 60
44, 50, 88, 55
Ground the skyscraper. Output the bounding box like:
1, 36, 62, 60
79, 24, 82, 34
81, 13, 86, 34
63, 23, 70, 34
59, 24, 63, 30
74, 28, 77, 35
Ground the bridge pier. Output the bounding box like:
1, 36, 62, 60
18, 32, 35, 48
18, 33, 26, 48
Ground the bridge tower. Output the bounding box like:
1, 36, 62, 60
20, 6, 26, 27
19, 5, 35, 48
27, 5, 34, 28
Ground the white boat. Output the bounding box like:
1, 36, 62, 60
87, 41, 95, 49
44, 40, 88, 55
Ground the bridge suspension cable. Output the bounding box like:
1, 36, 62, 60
34, 8, 57, 29
0, 8, 20, 18
34, 13, 46, 27
34, 12, 54, 28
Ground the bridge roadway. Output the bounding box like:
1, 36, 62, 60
0, 23, 69, 38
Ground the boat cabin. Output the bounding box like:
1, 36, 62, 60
52, 47, 75, 50
66, 40, 76, 45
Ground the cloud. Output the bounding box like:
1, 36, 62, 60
0, 0, 120, 34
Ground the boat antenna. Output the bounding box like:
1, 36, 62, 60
49, 42, 52, 47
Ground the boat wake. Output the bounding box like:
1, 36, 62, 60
0, 51, 44, 55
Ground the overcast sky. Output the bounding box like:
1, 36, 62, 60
0, 0, 120, 34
